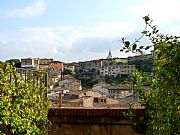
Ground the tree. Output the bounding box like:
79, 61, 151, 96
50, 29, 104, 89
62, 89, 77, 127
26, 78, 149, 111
6, 59, 21, 68
112, 59, 123, 65
90, 68, 96, 73
103, 74, 129, 84
81, 78, 99, 89
104, 75, 114, 84
0, 62, 50, 135
128, 57, 154, 73
121, 16, 180, 134
90, 68, 98, 78
63, 68, 73, 75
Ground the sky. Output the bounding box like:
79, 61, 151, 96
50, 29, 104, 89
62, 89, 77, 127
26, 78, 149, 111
0, 0, 180, 62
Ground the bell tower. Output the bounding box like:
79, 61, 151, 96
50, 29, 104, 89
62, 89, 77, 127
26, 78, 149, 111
106, 50, 112, 60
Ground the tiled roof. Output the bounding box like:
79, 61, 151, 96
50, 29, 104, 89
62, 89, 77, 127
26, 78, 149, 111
49, 107, 146, 117
106, 84, 132, 90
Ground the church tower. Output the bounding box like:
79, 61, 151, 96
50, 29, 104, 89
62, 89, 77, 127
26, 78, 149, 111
106, 50, 112, 60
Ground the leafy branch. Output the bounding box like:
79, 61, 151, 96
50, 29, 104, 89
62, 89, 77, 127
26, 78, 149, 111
0, 62, 50, 135
121, 16, 180, 134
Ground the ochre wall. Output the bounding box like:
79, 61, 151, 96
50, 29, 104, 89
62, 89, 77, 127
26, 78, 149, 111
48, 108, 145, 135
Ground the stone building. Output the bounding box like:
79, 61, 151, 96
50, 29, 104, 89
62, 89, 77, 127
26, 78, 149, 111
100, 64, 135, 77
107, 85, 134, 100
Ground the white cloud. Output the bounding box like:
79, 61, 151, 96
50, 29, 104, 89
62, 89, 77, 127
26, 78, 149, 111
2, 0, 180, 62
0, 23, 134, 62
7, 0, 46, 17
1, 8, 179, 62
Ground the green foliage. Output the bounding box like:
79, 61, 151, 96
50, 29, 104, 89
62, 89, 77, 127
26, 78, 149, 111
128, 57, 154, 73
123, 103, 148, 134
90, 68, 96, 73
6, 59, 21, 68
121, 16, 180, 134
104, 74, 129, 84
81, 78, 99, 89
104, 75, 114, 84
75, 68, 98, 79
112, 60, 123, 65
74, 69, 83, 78
74, 68, 98, 87
0, 62, 50, 135
63, 68, 73, 75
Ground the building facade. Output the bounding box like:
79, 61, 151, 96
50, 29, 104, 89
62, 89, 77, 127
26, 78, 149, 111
107, 85, 133, 100
49, 61, 64, 73
39, 58, 53, 69
100, 64, 135, 77
64, 63, 76, 74
21, 58, 39, 70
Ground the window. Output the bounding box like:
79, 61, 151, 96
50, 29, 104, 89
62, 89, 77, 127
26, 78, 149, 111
94, 97, 98, 102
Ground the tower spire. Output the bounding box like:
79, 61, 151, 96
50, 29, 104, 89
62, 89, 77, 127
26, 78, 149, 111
106, 50, 112, 59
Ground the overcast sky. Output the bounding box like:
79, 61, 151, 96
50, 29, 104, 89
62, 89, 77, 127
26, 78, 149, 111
0, 0, 180, 62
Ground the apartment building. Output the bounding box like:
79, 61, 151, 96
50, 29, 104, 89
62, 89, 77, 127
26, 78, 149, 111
39, 58, 53, 69
100, 64, 135, 77
64, 63, 76, 74
21, 58, 54, 70
21, 58, 39, 70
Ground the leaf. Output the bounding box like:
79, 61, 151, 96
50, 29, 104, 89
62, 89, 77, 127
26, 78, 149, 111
145, 46, 151, 50
155, 30, 159, 33
122, 37, 125, 41
120, 49, 123, 52
143, 15, 150, 22
0, 63, 49, 135
142, 31, 147, 35
137, 49, 143, 54
132, 44, 137, 50
125, 41, 130, 48
136, 49, 140, 52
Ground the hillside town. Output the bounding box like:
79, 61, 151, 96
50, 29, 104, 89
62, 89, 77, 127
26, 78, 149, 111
6, 50, 152, 108
1, 0, 179, 134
